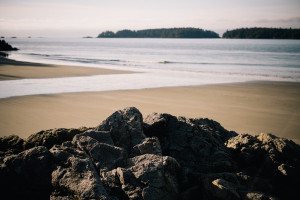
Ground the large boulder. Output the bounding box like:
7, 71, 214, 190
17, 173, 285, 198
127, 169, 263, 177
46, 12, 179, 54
132, 137, 162, 156
75, 129, 115, 145
96, 107, 146, 153
24, 127, 91, 150
0, 134, 24, 156
73, 135, 127, 171
143, 113, 237, 173
50, 141, 109, 200
100, 154, 180, 200
143, 112, 237, 198
226, 133, 300, 199
0, 146, 52, 199
72, 108, 180, 200
208, 178, 240, 200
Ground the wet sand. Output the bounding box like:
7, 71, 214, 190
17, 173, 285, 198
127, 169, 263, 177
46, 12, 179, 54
0, 81, 299, 143
0, 58, 131, 80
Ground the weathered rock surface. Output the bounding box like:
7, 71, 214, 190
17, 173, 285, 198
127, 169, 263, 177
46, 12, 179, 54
0, 134, 24, 156
0, 127, 91, 155
0, 107, 299, 200
95, 107, 146, 154
0, 146, 52, 199
25, 127, 91, 150
50, 142, 108, 200
226, 133, 300, 200
73, 134, 127, 171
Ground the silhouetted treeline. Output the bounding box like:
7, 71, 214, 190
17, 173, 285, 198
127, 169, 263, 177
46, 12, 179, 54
97, 28, 220, 38
223, 28, 300, 39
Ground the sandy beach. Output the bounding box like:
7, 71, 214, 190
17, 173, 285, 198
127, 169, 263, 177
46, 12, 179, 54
0, 58, 299, 143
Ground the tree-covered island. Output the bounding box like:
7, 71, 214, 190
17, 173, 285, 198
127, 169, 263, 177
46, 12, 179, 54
223, 28, 300, 39
97, 28, 220, 38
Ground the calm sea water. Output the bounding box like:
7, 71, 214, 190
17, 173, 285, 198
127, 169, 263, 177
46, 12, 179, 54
1, 38, 300, 98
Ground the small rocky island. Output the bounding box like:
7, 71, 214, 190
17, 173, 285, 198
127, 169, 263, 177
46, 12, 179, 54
97, 28, 220, 38
1, 107, 299, 200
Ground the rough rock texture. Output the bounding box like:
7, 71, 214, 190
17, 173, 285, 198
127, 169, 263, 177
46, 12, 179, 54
50, 142, 108, 200
73, 134, 127, 171
0, 134, 24, 156
25, 127, 91, 150
143, 113, 240, 199
0, 146, 52, 199
0, 107, 299, 200
95, 107, 146, 154
226, 133, 300, 200
0, 127, 91, 155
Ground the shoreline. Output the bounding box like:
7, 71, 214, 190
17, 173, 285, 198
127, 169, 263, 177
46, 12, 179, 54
0, 57, 299, 144
1, 81, 299, 144
0, 57, 132, 80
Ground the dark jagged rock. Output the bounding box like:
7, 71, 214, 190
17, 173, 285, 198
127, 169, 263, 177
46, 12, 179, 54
0, 135, 24, 156
208, 178, 240, 200
143, 112, 241, 199
132, 137, 162, 156
71, 108, 180, 199
0, 146, 52, 199
76, 129, 115, 145
24, 127, 91, 150
95, 107, 146, 154
116, 154, 180, 200
73, 135, 127, 171
0, 127, 91, 156
50, 142, 109, 200
0, 40, 18, 51
0, 107, 299, 200
226, 133, 300, 200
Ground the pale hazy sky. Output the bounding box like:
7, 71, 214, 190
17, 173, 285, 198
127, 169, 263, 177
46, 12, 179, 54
1, 0, 299, 37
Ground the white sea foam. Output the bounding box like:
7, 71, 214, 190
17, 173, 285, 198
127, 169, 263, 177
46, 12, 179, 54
0, 69, 297, 99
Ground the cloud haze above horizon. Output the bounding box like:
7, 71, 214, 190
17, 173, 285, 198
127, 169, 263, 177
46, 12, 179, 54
0, 0, 299, 37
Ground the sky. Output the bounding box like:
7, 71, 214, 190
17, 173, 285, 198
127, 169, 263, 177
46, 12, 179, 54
0, 0, 300, 37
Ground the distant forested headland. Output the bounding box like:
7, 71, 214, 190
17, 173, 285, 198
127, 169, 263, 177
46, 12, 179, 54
223, 28, 300, 39
97, 28, 220, 38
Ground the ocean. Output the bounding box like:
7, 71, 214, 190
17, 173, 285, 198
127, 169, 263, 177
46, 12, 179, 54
1, 38, 300, 98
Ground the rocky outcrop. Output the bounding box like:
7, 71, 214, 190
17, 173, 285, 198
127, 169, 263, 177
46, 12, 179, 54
50, 142, 108, 200
0, 107, 299, 200
0, 146, 52, 199
0, 127, 91, 156
226, 133, 300, 199
0, 40, 18, 51
95, 107, 146, 153
0, 135, 25, 156
24, 127, 91, 150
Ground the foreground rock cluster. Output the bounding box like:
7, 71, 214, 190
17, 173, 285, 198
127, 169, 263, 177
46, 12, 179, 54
1, 107, 299, 200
